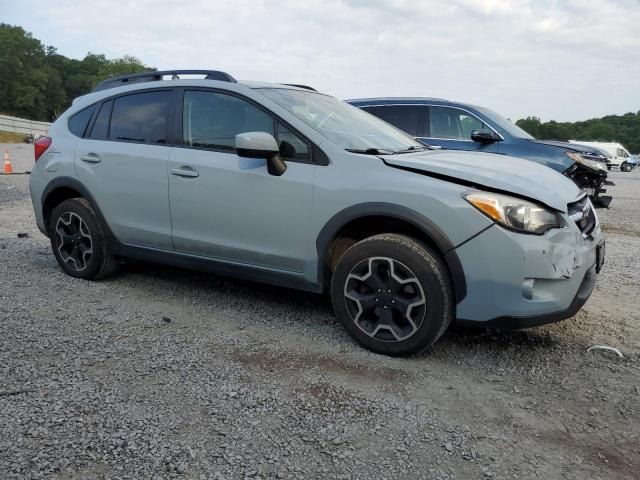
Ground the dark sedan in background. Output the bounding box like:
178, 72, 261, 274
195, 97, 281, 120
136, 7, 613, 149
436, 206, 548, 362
347, 97, 613, 207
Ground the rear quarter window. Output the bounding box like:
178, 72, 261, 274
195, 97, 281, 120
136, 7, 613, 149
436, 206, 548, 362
68, 105, 96, 137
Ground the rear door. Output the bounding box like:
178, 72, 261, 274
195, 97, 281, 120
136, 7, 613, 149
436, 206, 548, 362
422, 106, 499, 153
167, 89, 315, 272
75, 89, 174, 249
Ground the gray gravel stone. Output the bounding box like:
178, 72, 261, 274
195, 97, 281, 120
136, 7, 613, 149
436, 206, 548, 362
0, 170, 639, 479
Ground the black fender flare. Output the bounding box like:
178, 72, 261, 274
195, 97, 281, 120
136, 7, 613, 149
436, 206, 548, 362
40, 176, 118, 246
315, 202, 467, 304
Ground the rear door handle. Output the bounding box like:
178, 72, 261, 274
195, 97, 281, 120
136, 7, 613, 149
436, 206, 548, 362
80, 153, 101, 163
171, 166, 199, 178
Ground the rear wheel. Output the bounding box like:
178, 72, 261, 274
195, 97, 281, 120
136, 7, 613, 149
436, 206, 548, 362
331, 234, 453, 356
49, 198, 118, 280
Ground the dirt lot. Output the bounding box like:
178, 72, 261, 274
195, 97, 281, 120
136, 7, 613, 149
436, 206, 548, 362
1, 166, 639, 480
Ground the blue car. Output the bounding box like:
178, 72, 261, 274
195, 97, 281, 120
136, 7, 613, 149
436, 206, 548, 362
347, 98, 613, 207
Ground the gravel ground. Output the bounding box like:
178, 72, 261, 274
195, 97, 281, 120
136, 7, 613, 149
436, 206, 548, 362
1, 143, 34, 174
1, 167, 639, 480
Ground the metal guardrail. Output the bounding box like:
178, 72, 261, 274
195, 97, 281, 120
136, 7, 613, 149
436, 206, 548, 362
0, 114, 51, 136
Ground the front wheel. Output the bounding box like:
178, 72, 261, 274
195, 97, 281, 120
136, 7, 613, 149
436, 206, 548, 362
331, 234, 453, 356
49, 198, 118, 280
621, 162, 632, 172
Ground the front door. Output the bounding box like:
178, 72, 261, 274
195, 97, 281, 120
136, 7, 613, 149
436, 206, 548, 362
168, 89, 315, 272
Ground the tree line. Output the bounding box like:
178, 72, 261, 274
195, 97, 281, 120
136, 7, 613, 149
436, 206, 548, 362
1, 23, 638, 152
516, 115, 640, 153
0, 23, 151, 122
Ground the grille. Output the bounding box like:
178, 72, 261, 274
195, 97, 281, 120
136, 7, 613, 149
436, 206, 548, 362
567, 195, 596, 235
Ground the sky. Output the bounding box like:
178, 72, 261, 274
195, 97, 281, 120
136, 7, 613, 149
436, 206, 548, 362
2, 0, 640, 122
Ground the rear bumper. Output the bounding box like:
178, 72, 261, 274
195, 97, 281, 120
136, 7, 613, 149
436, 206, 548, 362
28, 172, 48, 236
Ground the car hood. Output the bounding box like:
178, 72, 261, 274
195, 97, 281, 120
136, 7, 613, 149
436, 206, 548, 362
382, 150, 581, 213
529, 139, 606, 156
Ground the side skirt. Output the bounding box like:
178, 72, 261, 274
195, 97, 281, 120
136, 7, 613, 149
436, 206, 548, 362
114, 244, 323, 294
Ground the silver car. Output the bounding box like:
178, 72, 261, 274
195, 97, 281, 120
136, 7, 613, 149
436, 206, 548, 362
29, 70, 604, 356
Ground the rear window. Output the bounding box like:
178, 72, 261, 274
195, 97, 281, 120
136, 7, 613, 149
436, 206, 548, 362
68, 105, 96, 137
109, 91, 171, 144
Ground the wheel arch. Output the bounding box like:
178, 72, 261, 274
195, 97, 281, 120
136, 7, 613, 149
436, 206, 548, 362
316, 203, 467, 304
41, 176, 117, 245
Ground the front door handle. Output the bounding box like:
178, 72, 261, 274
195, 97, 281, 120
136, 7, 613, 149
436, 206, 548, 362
171, 166, 199, 178
80, 153, 101, 163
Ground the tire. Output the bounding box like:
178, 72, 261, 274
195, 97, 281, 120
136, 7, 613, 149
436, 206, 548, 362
330, 233, 453, 356
49, 198, 118, 280
621, 163, 632, 172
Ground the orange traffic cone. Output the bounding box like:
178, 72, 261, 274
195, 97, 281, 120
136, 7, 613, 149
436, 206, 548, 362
3, 149, 12, 174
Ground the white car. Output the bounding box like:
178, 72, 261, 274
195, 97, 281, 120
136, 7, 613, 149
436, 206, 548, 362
569, 141, 634, 171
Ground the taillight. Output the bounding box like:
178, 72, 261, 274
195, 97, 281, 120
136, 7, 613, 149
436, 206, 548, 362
34, 136, 52, 162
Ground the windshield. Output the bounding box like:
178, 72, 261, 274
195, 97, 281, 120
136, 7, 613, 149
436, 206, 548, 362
476, 106, 535, 140
258, 88, 424, 153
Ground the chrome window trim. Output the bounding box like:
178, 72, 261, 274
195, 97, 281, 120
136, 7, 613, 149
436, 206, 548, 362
358, 103, 505, 141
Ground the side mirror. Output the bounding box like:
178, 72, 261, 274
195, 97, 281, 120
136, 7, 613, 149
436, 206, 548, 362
471, 129, 498, 144
236, 132, 287, 176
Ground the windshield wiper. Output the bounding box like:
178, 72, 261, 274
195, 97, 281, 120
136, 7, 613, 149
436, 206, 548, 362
345, 148, 395, 155
391, 145, 431, 154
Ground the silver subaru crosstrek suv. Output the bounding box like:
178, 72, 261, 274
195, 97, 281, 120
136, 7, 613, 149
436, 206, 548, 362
29, 70, 604, 356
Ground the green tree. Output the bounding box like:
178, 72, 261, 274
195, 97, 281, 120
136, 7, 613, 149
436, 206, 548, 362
538, 121, 574, 141
0, 24, 47, 120
0, 23, 153, 121
515, 116, 542, 138
582, 122, 615, 141
516, 113, 640, 153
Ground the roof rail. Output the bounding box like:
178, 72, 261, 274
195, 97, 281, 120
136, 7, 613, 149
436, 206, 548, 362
283, 84, 317, 91
92, 70, 237, 92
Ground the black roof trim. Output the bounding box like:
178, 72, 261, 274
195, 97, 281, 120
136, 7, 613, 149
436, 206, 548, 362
283, 84, 317, 91
345, 97, 448, 104
93, 70, 237, 92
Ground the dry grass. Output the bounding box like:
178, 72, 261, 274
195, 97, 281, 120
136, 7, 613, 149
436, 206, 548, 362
0, 131, 25, 143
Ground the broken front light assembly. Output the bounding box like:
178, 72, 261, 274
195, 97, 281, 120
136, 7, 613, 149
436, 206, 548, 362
565, 151, 607, 172
464, 192, 562, 235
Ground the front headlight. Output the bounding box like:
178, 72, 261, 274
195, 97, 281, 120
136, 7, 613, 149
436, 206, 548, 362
565, 152, 607, 171
464, 192, 563, 235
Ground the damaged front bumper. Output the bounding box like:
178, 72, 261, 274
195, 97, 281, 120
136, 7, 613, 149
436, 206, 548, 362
454, 217, 603, 328
565, 163, 613, 208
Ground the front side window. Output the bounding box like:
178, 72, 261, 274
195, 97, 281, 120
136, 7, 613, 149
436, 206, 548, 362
459, 114, 485, 138
258, 88, 423, 153
368, 105, 426, 137
429, 107, 487, 140
616, 148, 628, 158
276, 124, 309, 161
183, 91, 311, 161
183, 91, 274, 151
109, 91, 171, 144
